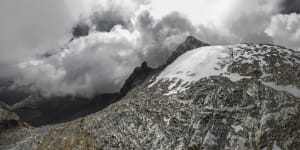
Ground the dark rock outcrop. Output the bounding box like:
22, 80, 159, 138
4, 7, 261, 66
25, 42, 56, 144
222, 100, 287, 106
120, 61, 153, 97
0, 102, 24, 131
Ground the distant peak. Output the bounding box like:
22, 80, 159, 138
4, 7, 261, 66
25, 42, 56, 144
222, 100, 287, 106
119, 61, 153, 96
141, 61, 148, 69
184, 36, 209, 46
166, 36, 209, 64
185, 36, 199, 42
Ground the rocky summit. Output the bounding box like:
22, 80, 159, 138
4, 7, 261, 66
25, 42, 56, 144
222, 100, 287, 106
1, 37, 300, 150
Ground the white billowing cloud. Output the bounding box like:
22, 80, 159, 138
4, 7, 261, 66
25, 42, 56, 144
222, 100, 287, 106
265, 13, 300, 50
16, 26, 141, 97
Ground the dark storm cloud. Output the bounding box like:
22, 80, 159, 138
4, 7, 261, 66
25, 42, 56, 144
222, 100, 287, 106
72, 23, 90, 38
281, 0, 300, 13
90, 9, 132, 32
71, 0, 139, 38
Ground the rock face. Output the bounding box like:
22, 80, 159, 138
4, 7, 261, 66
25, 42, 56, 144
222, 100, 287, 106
0, 101, 28, 147
120, 61, 153, 97
1, 38, 300, 149
0, 102, 20, 130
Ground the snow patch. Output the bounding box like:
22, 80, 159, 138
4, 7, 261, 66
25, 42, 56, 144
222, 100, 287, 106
262, 82, 300, 97
260, 113, 272, 126
231, 124, 243, 133
203, 130, 216, 145
272, 141, 282, 150
262, 141, 281, 150
223, 73, 251, 82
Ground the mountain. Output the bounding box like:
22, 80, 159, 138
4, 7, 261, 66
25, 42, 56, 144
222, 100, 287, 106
1, 37, 300, 149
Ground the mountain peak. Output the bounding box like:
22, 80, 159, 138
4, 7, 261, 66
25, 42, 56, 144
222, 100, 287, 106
185, 35, 203, 43
166, 36, 209, 64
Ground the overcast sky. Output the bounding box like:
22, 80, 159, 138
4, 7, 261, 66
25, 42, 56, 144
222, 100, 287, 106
0, 0, 299, 97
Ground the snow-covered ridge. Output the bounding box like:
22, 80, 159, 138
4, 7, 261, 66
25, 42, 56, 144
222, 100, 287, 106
149, 44, 300, 96
148, 45, 244, 94
149, 45, 234, 84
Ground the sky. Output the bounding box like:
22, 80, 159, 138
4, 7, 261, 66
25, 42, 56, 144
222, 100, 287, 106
0, 0, 299, 98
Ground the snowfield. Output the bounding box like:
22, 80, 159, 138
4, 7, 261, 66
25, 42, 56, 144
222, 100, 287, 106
149, 44, 300, 97
149, 45, 248, 94
155, 46, 231, 84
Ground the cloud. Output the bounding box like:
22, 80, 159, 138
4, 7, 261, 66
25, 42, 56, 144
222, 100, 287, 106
265, 13, 300, 50
71, 0, 148, 36
0, 0, 79, 63
16, 26, 141, 97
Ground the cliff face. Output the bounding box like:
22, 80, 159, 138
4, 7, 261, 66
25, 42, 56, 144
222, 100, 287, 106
1, 38, 300, 150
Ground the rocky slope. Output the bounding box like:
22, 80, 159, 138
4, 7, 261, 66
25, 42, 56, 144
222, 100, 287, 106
1, 38, 300, 149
